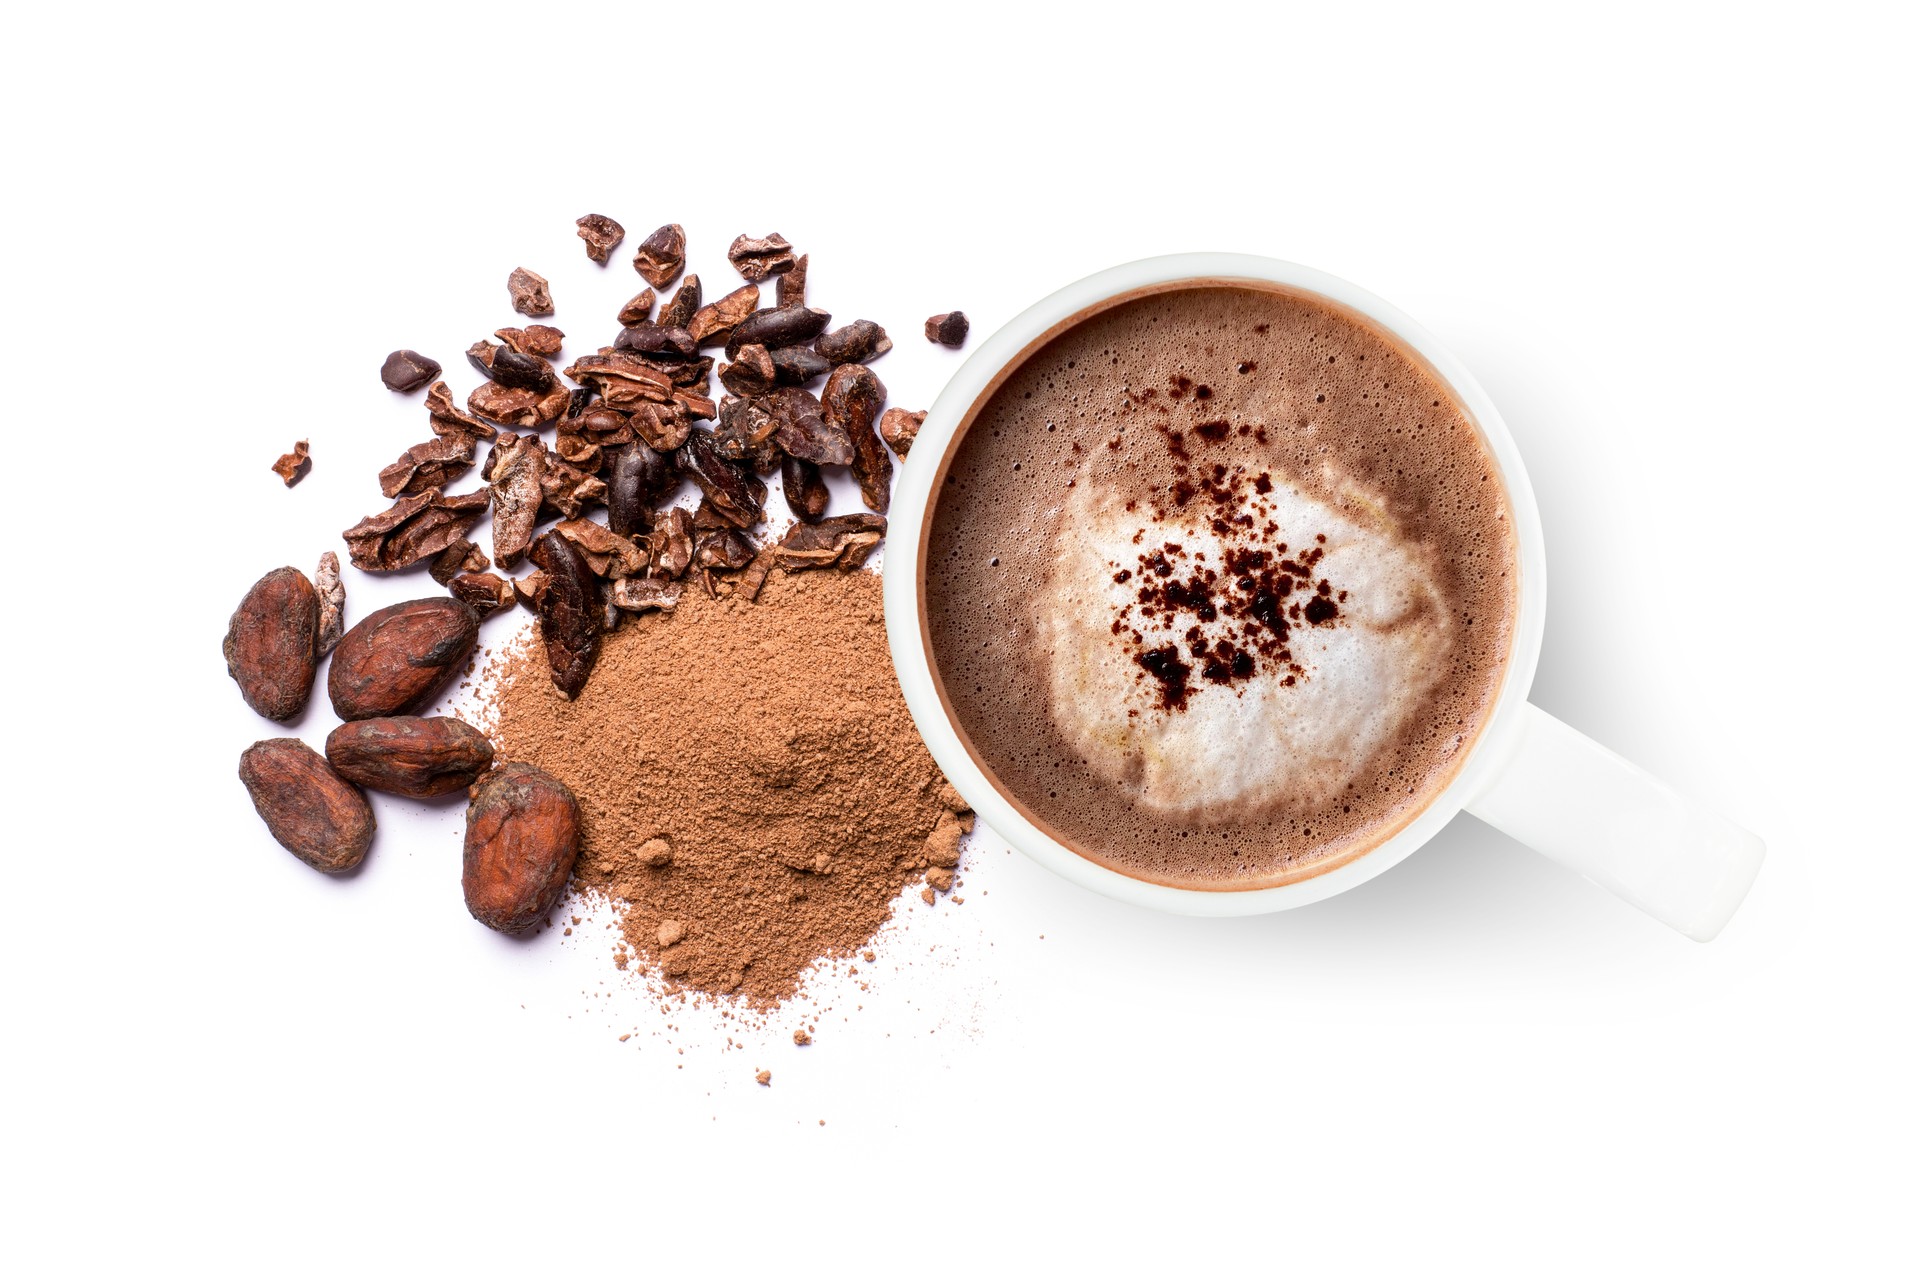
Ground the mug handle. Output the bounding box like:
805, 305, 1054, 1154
1464, 703, 1765, 941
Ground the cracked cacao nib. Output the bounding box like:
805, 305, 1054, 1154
463, 762, 580, 934
468, 380, 569, 429
879, 407, 927, 456
615, 322, 698, 359
341, 489, 489, 572
781, 453, 830, 523
714, 396, 777, 463
380, 436, 476, 498
328, 597, 480, 720
617, 288, 656, 325
315, 552, 345, 658
538, 450, 606, 519
326, 715, 495, 798
674, 389, 717, 421
925, 311, 969, 346
426, 381, 495, 442
555, 404, 633, 471
648, 508, 695, 578
719, 344, 775, 397
382, 349, 442, 393
464, 339, 499, 379
575, 212, 624, 264
694, 527, 758, 571
508, 266, 554, 317
725, 305, 830, 359
601, 578, 623, 633
428, 537, 489, 586
607, 442, 675, 536
776, 253, 807, 307
767, 386, 852, 464
727, 232, 796, 280
772, 513, 887, 572
271, 439, 311, 487
449, 571, 515, 616
488, 347, 557, 392
611, 575, 683, 613
551, 518, 648, 579
630, 400, 693, 451
224, 567, 319, 722
564, 352, 675, 409
676, 429, 765, 528
688, 284, 759, 347
495, 324, 564, 357
239, 738, 375, 875
631, 223, 687, 287
529, 531, 600, 698
823, 363, 892, 512
816, 320, 892, 365
512, 570, 548, 609
607, 350, 712, 392
484, 432, 545, 568
770, 345, 830, 386
658, 274, 701, 330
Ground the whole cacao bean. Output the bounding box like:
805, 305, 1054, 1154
239, 738, 375, 874
328, 597, 480, 721
224, 567, 319, 722
463, 762, 580, 934
325, 715, 495, 798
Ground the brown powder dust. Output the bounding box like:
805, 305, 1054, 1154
490, 568, 969, 1007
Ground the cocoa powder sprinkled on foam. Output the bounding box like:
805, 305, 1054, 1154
488, 568, 969, 1008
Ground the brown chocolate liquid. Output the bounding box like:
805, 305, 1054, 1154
920, 282, 1519, 889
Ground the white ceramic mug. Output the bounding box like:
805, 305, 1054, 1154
883, 253, 1765, 941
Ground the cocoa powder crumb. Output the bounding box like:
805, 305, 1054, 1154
491, 569, 968, 1007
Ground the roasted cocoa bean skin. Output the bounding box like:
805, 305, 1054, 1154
463, 762, 581, 934
325, 716, 495, 798
224, 567, 319, 722
239, 738, 375, 874
327, 597, 480, 721
781, 454, 830, 523
529, 531, 600, 698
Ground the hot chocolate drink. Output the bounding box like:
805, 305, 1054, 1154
920, 282, 1520, 888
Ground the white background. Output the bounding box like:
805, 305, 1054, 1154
5, 2, 1915, 1275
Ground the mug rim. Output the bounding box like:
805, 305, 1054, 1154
881, 253, 1548, 915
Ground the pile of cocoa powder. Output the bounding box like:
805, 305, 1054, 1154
488, 567, 972, 1006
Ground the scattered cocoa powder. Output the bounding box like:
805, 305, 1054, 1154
490, 568, 969, 1007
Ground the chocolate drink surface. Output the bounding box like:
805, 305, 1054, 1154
922, 283, 1520, 888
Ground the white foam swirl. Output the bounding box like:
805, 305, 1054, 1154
1038, 466, 1451, 819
